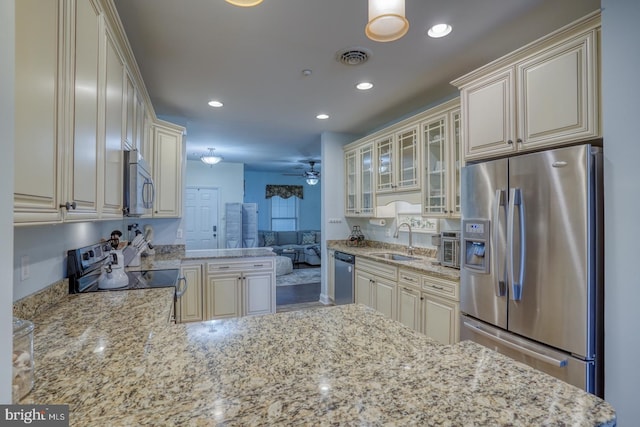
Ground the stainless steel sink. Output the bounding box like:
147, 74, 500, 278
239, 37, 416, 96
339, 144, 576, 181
370, 253, 420, 261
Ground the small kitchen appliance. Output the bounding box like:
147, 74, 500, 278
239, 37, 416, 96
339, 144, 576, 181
98, 249, 129, 289
440, 231, 460, 269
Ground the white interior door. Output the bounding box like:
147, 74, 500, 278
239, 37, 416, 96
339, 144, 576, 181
185, 187, 219, 250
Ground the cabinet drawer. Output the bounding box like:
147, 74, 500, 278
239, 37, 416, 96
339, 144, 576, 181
356, 258, 398, 281
207, 258, 274, 274
422, 276, 459, 301
398, 268, 422, 291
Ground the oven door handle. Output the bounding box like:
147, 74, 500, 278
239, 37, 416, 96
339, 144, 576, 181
175, 276, 188, 298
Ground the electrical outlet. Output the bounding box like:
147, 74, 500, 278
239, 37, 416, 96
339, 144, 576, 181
21, 255, 30, 281
176, 228, 183, 239
385, 229, 391, 237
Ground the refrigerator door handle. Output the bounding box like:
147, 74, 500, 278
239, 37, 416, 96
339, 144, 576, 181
463, 321, 568, 368
493, 190, 507, 297
508, 188, 526, 301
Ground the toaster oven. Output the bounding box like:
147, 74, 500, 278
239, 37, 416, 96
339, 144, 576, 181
440, 231, 460, 269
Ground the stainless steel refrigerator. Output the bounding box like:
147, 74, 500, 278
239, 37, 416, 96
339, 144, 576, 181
459, 144, 603, 397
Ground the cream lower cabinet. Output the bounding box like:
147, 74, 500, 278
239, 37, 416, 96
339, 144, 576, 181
327, 249, 336, 303
355, 258, 397, 320
397, 269, 423, 331
396, 267, 460, 345
177, 263, 204, 323
205, 258, 275, 320
205, 273, 241, 320
422, 276, 460, 345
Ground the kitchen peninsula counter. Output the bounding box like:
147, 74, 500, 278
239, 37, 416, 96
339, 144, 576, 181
25, 290, 615, 426
130, 247, 276, 271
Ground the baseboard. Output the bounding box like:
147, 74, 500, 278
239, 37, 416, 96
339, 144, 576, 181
319, 293, 333, 305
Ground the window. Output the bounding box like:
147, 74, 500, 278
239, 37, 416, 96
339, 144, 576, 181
271, 196, 298, 231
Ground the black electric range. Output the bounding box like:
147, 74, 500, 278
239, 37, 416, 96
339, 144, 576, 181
67, 242, 180, 294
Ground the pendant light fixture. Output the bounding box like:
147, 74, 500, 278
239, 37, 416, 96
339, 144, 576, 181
365, 0, 409, 43
200, 148, 223, 165
225, 0, 263, 7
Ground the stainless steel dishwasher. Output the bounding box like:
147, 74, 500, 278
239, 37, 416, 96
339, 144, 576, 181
334, 251, 355, 305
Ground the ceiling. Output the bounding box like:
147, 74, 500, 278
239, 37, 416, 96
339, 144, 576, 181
113, 0, 599, 173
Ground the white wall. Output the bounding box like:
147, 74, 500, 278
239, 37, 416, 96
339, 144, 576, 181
320, 132, 354, 303
185, 160, 244, 247
601, 0, 640, 423
1, 0, 15, 402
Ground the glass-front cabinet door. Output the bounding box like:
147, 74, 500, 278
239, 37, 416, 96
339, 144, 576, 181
345, 143, 375, 217
359, 144, 374, 215
345, 150, 357, 215
423, 115, 447, 215
450, 110, 462, 216
396, 125, 419, 190
375, 135, 394, 192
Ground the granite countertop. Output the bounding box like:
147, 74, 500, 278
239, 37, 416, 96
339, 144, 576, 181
25, 291, 615, 426
184, 247, 276, 260
328, 240, 461, 281
126, 248, 276, 271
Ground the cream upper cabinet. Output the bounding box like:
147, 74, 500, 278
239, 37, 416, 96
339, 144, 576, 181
123, 71, 135, 150
460, 68, 517, 159
65, 0, 102, 222
101, 28, 125, 219
344, 143, 375, 217
422, 103, 462, 218
453, 14, 600, 161
14, 0, 64, 224
152, 122, 184, 218
375, 125, 419, 193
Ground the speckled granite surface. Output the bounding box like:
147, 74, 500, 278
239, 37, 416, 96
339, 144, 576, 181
328, 240, 460, 281
184, 247, 276, 259
24, 291, 614, 426
13, 279, 69, 320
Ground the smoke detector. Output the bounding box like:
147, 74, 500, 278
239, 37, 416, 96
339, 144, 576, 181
336, 47, 372, 66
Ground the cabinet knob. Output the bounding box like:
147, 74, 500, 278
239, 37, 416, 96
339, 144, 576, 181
517, 138, 523, 143
507, 139, 513, 145
59, 201, 77, 210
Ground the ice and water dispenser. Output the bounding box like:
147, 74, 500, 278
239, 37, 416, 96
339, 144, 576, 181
461, 219, 490, 273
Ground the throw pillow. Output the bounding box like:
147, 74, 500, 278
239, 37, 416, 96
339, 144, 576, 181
263, 231, 276, 246
301, 232, 316, 244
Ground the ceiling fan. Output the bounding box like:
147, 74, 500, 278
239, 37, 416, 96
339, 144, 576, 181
283, 160, 321, 185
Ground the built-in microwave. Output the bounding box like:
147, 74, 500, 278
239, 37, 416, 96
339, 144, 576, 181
440, 231, 460, 269
123, 150, 154, 216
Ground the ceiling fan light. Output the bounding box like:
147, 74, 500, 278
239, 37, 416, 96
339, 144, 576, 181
201, 148, 223, 165
306, 177, 319, 185
225, 0, 263, 7
366, 0, 409, 43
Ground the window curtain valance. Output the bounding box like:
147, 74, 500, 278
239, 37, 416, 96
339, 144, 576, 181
265, 185, 304, 199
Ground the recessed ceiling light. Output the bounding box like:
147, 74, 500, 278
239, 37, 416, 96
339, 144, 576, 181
208, 100, 223, 108
356, 82, 374, 90
428, 23, 452, 38
316, 114, 329, 120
